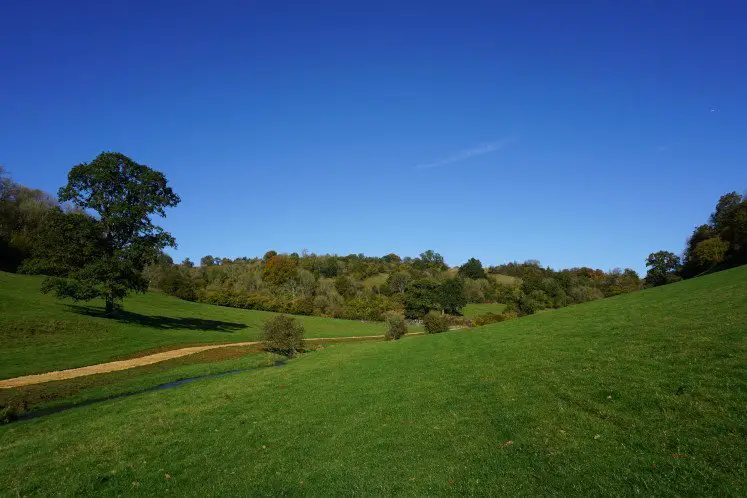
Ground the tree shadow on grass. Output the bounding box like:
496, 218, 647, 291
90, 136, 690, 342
65, 305, 247, 333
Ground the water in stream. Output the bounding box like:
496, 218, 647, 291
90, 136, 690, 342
12, 359, 288, 423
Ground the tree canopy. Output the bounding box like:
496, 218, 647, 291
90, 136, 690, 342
644, 251, 681, 287
458, 257, 486, 279
43, 152, 180, 313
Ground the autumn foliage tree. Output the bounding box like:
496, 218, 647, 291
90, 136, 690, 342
262, 254, 297, 287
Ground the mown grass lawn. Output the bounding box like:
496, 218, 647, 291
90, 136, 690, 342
462, 302, 507, 317
0, 266, 744, 495
0, 272, 388, 379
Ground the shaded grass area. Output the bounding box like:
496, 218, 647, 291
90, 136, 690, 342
0, 272, 387, 379
66, 305, 248, 332
1, 336, 398, 420
462, 302, 507, 317
0, 266, 745, 495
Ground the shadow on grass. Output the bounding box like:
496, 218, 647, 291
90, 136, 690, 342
66, 305, 247, 332
2, 360, 288, 424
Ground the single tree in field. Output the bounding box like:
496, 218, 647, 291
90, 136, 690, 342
403, 278, 440, 318
44, 152, 180, 314
438, 277, 467, 315
644, 250, 681, 287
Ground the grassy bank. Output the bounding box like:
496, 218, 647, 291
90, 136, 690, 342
0, 266, 744, 495
0, 272, 388, 379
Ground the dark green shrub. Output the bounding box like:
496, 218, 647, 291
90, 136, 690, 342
444, 314, 472, 328
289, 297, 314, 316
472, 310, 519, 327
423, 310, 449, 334
384, 312, 407, 340
342, 294, 399, 321
0, 401, 26, 424
262, 315, 305, 357
472, 312, 503, 327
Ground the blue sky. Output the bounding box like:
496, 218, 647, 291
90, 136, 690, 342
2, 1, 746, 274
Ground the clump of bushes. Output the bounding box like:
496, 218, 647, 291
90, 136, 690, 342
0, 401, 26, 425
423, 310, 449, 334
262, 315, 305, 357
444, 315, 472, 328
472, 310, 519, 327
384, 312, 407, 340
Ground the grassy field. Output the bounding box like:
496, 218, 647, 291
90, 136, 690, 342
0, 347, 283, 420
0, 272, 389, 379
462, 302, 507, 317
1, 266, 745, 495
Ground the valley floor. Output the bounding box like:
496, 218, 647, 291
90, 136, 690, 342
0, 272, 394, 379
0, 267, 745, 495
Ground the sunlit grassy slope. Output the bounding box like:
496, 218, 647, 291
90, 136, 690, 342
1, 266, 744, 495
0, 272, 386, 379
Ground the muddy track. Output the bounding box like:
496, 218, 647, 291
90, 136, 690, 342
0, 334, 423, 389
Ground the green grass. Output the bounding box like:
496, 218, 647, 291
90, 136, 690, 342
0, 272, 388, 379
1, 266, 745, 495
462, 302, 507, 317
0, 347, 283, 418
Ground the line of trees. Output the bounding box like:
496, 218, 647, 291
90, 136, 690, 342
16, 161, 744, 323
142, 250, 642, 321
645, 191, 747, 287
2, 159, 645, 321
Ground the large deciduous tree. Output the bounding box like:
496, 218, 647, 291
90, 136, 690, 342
644, 251, 681, 287
438, 277, 467, 315
262, 254, 298, 287
21, 209, 105, 276
43, 152, 180, 314
403, 277, 466, 318
681, 192, 747, 276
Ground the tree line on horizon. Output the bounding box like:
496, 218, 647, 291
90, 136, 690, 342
141, 250, 643, 322
644, 192, 747, 287
1, 154, 744, 322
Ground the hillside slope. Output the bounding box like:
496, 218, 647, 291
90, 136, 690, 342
1, 266, 745, 495
0, 272, 386, 379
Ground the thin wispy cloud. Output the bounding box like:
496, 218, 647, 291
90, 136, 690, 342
415, 136, 517, 169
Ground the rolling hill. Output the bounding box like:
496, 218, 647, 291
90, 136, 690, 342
0, 271, 388, 379
0, 266, 745, 495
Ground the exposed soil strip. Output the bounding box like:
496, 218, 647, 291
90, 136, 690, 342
0, 334, 421, 389
11, 360, 288, 424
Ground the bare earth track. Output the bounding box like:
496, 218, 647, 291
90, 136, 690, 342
0, 334, 418, 389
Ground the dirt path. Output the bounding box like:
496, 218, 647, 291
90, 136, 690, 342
0, 334, 407, 389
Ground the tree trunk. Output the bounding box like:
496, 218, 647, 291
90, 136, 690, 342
105, 296, 115, 316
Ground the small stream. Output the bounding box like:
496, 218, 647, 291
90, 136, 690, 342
11, 360, 288, 423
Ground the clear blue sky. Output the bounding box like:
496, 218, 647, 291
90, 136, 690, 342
2, 1, 746, 274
